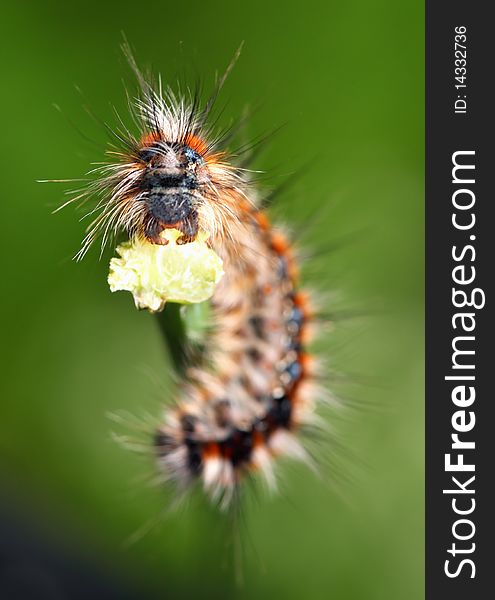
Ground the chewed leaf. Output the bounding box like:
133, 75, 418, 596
108, 229, 224, 312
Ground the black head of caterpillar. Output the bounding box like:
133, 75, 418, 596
129, 138, 210, 245
66, 47, 248, 260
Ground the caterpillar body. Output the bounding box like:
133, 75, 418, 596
70, 51, 323, 510
155, 205, 317, 508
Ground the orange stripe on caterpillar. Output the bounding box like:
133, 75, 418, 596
183, 133, 208, 156
140, 131, 163, 146
253, 210, 271, 231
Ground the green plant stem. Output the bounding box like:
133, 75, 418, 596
155, 303, 188, 375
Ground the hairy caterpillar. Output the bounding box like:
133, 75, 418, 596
67, 48, 325, 510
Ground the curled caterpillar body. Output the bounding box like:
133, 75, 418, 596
69, 50, 322, 509
155, 210, 318, 506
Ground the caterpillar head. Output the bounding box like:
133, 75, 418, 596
71, 78, 245, 260
135, 137, 211, 245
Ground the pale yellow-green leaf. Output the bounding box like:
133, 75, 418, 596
108, 229, 224, 312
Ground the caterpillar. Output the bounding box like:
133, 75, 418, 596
68, 48, 324, 510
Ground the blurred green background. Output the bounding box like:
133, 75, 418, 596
0, 1, 423, 599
